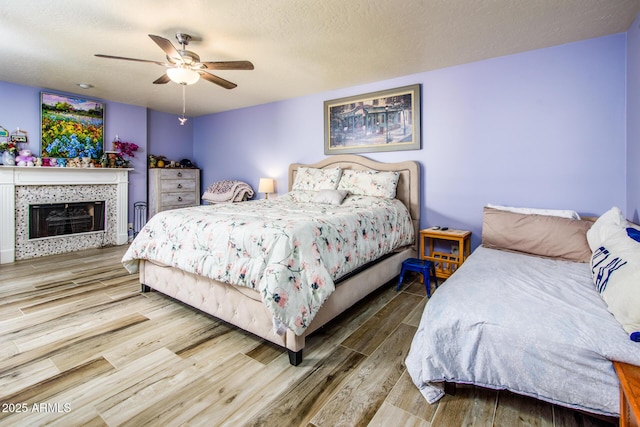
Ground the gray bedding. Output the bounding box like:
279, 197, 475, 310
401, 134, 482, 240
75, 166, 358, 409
405, 246, 640, 417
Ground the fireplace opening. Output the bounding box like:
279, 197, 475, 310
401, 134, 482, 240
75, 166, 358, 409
29, 201, 106, 239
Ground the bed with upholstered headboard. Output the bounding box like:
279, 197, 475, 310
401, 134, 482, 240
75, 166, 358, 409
123, 154, 420, 365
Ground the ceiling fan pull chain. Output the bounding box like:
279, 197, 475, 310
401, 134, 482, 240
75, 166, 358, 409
179, 85, 188, 126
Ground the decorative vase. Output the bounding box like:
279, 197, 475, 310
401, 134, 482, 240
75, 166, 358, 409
2, 151, 16, 166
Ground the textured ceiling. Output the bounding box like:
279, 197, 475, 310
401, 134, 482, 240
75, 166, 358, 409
1, 0, 638, 117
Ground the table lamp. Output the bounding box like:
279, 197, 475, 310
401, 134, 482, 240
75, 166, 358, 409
258, 178, 275, 199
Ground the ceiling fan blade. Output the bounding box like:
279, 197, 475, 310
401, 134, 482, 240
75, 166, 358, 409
201, 60, 254, 71
199, 71, 237, 89
148, 34, 182, 59
95, 54, 166, 66
153, 74, 171, 84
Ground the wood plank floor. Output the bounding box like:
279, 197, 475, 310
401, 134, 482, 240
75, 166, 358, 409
0, 245, 616, 426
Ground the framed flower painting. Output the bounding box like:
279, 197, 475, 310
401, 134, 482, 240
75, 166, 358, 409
41, 92, 105, 159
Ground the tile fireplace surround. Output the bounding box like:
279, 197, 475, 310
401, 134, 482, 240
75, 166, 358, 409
0, 166, 131, 264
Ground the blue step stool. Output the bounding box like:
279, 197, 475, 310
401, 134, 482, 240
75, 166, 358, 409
397, 258, 439, 297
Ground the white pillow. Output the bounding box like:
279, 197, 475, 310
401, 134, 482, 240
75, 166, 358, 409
292, 167, 342, 191
586, 206, 628, 252
591, 226, 640, 337
486, 204, 580, 220
313, 189, 348, 205
337, 169, 399, 198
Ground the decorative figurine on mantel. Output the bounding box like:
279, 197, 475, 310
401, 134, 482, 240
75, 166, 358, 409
10, 127, 28, 144
1, 127, 30, 166
15, 149, 35, 166
0, 138, 18, 166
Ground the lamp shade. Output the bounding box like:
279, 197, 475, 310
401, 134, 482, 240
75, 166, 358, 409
258, 178, 275, 194
166, 67, 200, 85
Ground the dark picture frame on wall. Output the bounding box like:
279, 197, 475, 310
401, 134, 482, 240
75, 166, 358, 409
41, 92, 105, 159
324, 84, 421, 155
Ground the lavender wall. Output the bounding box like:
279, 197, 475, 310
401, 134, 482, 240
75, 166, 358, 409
193, 96, 325, 197
0, 81, 148, 222
0, 82, 41, 149
627, 13, 640, 223
194, 34, 628, 248
1, 30, 633, 249
105, 103, 147, 220
147, 110, 194, 165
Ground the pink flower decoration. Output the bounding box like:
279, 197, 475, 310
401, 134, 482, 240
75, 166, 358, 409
113, 140, 139, 158
273, 290, 288, 308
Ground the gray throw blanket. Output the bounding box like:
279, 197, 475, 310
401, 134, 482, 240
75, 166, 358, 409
202, 180, 254, 203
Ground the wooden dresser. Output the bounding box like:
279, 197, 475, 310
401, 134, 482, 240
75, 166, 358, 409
148, 168, 200, 217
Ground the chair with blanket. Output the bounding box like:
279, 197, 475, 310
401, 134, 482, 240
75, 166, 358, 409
202, 180, 254, 204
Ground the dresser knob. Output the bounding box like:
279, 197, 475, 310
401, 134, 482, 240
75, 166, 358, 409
177, 184, 182, 189
177, 172, 182, 177
178, 197, 183, 202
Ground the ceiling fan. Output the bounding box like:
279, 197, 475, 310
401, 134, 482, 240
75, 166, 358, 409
95, 32, 254, 89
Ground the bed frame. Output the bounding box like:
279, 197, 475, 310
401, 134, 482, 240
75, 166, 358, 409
139, 154, 420, 365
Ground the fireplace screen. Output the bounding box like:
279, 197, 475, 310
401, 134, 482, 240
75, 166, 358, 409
29, 201, 106, 239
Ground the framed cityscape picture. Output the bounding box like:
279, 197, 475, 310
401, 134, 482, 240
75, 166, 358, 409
41, 92, 105, 159
324, 84, 421, 155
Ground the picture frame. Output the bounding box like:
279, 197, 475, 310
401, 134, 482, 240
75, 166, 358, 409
324, 84, 421, 155
41, 92, 105, 159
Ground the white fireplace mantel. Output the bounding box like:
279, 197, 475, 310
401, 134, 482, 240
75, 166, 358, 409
0, 166, 131, 264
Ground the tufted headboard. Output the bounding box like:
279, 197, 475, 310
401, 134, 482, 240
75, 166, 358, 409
288, 154, 421, 245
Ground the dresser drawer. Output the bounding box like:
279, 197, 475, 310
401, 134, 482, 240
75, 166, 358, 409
159, 179, 197, 193
161, 192, 196, 206
159, 169, 198, 180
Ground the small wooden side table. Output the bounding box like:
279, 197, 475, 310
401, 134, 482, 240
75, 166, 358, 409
614, 361, 640, 427
420, 228, 471, 279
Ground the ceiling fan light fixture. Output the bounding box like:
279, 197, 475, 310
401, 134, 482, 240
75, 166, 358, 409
95, 33, 252, 89
167, 67, 200, 85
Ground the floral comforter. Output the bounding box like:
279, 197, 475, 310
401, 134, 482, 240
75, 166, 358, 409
122, 190, 414, 335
